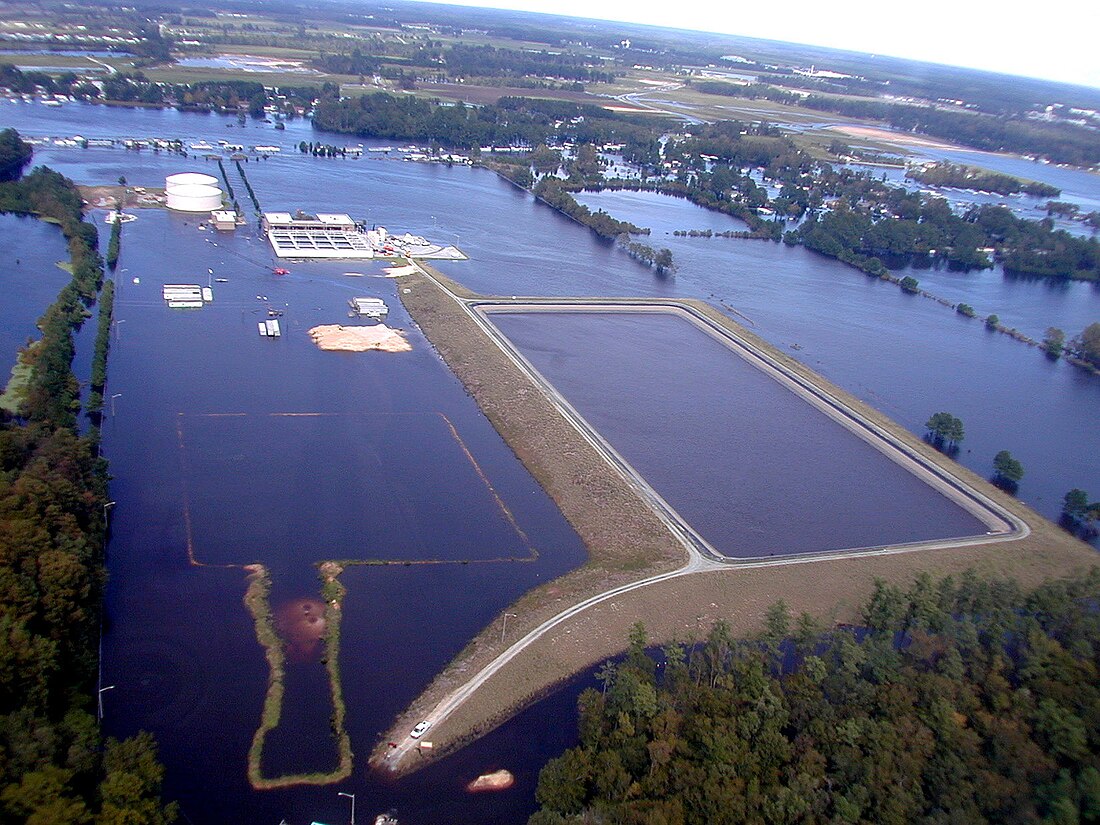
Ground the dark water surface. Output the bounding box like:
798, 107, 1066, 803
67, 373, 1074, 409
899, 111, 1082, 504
570, 188, 1100, 528
491, 310, 986, 557
0, 101, 1097, 822
0, 213, 69, 378
93, 208, 586, 823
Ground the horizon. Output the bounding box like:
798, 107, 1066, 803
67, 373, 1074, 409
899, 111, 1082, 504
407, 0, 1100, 92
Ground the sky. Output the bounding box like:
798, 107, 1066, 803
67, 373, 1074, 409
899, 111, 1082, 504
411, 0, 1100, 90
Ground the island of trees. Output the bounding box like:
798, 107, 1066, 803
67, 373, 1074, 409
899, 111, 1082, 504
907, 162, 1060, 198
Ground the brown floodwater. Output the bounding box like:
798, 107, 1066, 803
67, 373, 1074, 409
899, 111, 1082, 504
274, 598, 327, 662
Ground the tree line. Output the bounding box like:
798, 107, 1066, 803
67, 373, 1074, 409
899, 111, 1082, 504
311, 93, 659, 151
907, 162, 1060, 198
0, 133, 177, 824
533, 569, 1100, 824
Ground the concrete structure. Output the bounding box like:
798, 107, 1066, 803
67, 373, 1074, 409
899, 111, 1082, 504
261, 212, 375, 260
165, 173, 223, 212
165, 172, 219, 191
210, 210, 237, 230
349, 297, 389, 319
166, 185, 223, 213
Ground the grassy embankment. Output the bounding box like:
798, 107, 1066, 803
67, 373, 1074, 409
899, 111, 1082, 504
370, 263, 1098, 774
243, 563, 353, 789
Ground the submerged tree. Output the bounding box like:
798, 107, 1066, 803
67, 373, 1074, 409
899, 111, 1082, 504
1043, 326, 1066, 359
993, 449, 1025, 488
925, 411, 965, 449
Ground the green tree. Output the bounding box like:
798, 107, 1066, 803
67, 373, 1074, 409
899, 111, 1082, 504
1043, 327, 1066, 358
1061, 489, 1090, 523
1074, 322, 1100, 368
96, 733, 178, 825
985, 313, 1000, 330
925, 412, 965, 448
993, 450, 1025, 485
0, 127, 33, 182
654, 248, 675, 275
900, 275, 920, 293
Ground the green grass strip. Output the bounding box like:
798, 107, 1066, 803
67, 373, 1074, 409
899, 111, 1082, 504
244, 562, 353, 790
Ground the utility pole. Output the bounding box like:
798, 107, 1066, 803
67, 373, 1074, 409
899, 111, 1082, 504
501, 612, 517, 644
338, 792, 355, 825
98, 684, 115, 720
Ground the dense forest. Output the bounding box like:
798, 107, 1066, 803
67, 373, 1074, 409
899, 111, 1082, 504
0, 135, 177, 823
311, 93, 656, 148
0, 128, 34, 182
533, 569, 1100, 825
430, 44, 615, 83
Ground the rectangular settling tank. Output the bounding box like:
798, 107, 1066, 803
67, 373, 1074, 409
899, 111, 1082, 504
486, 307, 991, 559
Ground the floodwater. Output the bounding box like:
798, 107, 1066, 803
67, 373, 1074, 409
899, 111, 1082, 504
490, 309, 987, 558
91, 207, 587, 824
0, 213, 69, 378
571, 188, 1100, 528
0, 100, 1097, 822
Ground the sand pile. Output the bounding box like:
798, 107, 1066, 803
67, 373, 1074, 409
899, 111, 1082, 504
466, 769, 514, 792
308, 324, 412, 352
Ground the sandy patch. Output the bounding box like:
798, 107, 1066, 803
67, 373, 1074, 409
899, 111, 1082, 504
466, 769, 514, 792
828, 124, 960, 151
308, 324, 411, 352
78, 184, 166, 209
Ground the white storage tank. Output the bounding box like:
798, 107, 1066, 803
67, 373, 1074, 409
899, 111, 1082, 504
166, 183, 224, 212
165, 172, 219, 192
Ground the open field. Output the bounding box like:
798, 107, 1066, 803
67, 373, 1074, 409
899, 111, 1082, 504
0, 53, 105, 69
413, 82, 612, 108
370, 263, 1097, 774
141, 65, 346, 88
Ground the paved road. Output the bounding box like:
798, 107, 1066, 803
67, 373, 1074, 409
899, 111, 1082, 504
613, 82, 707, 125
381, 266, 1028, 771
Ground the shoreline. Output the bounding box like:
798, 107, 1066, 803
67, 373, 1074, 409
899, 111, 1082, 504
370, 262, 1098, 776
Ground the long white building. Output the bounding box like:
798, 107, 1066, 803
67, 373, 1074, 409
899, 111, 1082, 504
261, 212, 375, 259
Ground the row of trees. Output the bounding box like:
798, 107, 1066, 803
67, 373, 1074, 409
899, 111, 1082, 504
533, 569, 1100, 824
0, 135, 177, 823
533, 176, 648, 241
1043, 323, 1100, 369
789, 199, 1099, 282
